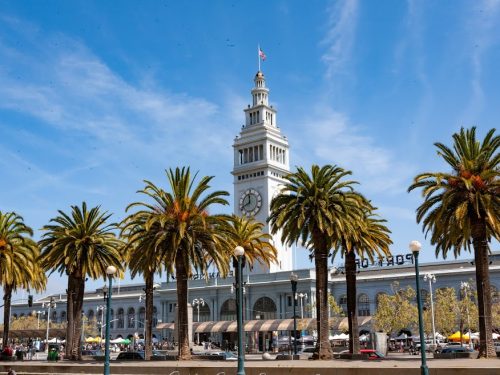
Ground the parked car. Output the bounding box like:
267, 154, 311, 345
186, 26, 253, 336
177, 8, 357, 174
81, 349, 103, 356
360, 349, 385, 360
297, 346, 316, 358
440, 346, 473, 354
204, 351, 238, 361
115, 350, 166, 360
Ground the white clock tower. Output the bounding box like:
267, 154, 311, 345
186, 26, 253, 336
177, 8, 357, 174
232, 70, 293, 273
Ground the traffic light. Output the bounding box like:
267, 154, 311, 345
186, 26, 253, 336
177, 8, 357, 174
28, 295, 33, 307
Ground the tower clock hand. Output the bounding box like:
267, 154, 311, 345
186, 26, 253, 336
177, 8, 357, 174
244, 195, 251, 208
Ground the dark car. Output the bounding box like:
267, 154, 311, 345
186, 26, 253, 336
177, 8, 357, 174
440, 346, 473, 354
116, 351, 166, 360
81, 349, 103, 356
360, 349, 385, 360
116, 351, 144, 360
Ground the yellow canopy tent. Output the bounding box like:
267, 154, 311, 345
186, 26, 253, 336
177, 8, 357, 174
447, 331, 470, 341
85, 337, 96, 343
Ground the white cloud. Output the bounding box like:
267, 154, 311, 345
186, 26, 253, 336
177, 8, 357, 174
291, 105, 416, 195
321, 0, 359, 80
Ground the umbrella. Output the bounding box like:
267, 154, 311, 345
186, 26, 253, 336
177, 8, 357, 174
447, 331, 470, 341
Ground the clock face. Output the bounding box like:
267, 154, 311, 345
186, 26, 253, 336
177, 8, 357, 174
239, 189, 262, 216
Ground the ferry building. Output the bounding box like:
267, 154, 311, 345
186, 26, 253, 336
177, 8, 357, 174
11, 70, 500, 350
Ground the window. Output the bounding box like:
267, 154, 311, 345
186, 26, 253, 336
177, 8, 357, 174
358, 294, 370, 316
253, 297, 277, 319
220, 299, 237, 321
287, 295, 292, 307
117, 308, 124, 329
339, 295, 347, 314
127, 307, 135, 328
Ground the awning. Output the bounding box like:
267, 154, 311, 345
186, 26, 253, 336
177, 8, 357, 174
156, 316, 372, 333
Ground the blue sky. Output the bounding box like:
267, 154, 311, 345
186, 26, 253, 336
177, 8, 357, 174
1, 0, 499, 299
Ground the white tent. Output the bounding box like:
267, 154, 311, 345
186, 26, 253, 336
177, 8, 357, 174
492, 332, 499, 340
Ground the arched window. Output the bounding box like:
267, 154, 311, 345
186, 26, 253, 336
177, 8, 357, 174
117, 308, 124, 329
152, 306, 158, 327
358, 294, 370, 316
339, 295, 347, 314
253, 297, 276, 319
127, 308, 135, 328
220, 299, 237, 321
51, 310, 58, 323
87, 309, 95, 323
60, 311, 67, 323
194, 302, 211, 322
138, 307, 145, 326
110, 309, 115, 329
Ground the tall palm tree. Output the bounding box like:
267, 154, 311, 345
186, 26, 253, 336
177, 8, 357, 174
269, 165, 364, 360
408, 127, 499, 358
121, 210, 166, 360
0, 212, 46, 346
126, 167, 230, 360
38, 203, 124, 360
333, 207, 392, 354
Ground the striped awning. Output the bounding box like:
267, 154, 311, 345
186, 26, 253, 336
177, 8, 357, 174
157, 316, 372, 333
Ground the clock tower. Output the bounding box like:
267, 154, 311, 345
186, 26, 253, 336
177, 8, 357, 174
232, 71, 292, 273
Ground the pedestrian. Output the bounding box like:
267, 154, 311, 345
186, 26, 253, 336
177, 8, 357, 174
7, 368, 17, 375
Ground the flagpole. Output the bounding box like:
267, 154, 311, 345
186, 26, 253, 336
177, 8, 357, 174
258, 44, 261, 71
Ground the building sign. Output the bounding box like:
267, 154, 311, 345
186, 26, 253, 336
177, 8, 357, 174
354, 254, 415, 270
168, 271, 233, 281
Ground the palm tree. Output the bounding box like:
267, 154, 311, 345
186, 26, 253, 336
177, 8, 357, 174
269, 165, 365, 360
218, 214, 278, 271
334, 207, 392, 354
38, 203, 124, 360
125, 167, 230, 360
408, 127, 499, 358
121, 209, 167, 360
0, 211, 46, 346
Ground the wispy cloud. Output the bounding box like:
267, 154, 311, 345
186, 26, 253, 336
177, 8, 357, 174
321, 0, 359, 80
461, 0, 500, 121
291, 105, 415, 195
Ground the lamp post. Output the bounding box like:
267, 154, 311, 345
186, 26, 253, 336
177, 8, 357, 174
460, 281, 472, 350
103, 265, 116, 375
234, 245, 245, 375
192, 298, 205, 345
409, 240, 429, 375
43, 297, 56, 353
423, 273, 436, 348
297, 293, 307, 338
290, 272, 298, 357
36, 310, 42, 329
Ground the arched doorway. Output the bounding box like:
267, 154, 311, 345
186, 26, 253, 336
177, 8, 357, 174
253, 297, 277, 352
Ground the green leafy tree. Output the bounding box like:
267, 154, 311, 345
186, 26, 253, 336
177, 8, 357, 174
408, 127, 499, 357
39, 203, 124, 360
432, 288, 459, 336
124, 168, 230, 360
0, 211, 46, 346
373, 283, 417, 335
269, 165, 363, 360
334, 207, 392, 354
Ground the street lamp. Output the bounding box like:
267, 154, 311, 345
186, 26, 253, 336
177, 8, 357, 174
103, 265, 117, 375
42, 297, 56, 354
460, 281, 473, 349
192, 298, 205, 345
290, 272, 298, 357
423, 273, 436, 348
234, 245, 245, 375
409, 240, 429, 375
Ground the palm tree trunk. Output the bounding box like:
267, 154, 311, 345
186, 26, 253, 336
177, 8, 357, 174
71, 274, 85, 360
2, 284, 13, 346
65, 275, 76, 358
144, 273, 153, 360
175, 253, 191, 360
346, 250, 360, 354
472, 218, 495, 358
312, 234, 333, 360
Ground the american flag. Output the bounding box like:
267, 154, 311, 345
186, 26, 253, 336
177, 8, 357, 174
259, 48, 266, 61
